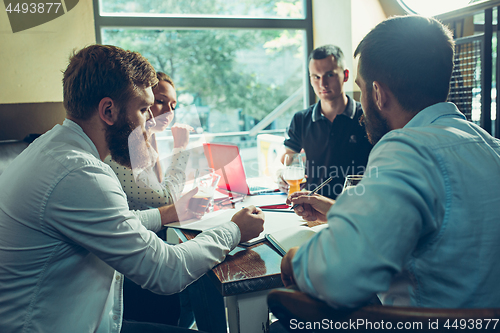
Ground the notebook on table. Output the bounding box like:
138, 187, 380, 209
203, 143, 278, 196
266, 223, 328, 256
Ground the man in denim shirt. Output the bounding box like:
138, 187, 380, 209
281, 15, 500, 310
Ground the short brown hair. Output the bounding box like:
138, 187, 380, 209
308, 45, 345, 69
63, 44, 158, 120
354, 16, 455, 113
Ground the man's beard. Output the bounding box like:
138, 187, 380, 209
106, 109, 152, 170
359, 93, 391, 145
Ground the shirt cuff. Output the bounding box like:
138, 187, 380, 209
283, 142, 300, 154
218, 221, 241, 249
135, 208, 162, 232
171, 147, 184, 154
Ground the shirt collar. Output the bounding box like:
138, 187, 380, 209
62, 118, 101, 160
403, 102, 466, 129
312, 95, 356, 122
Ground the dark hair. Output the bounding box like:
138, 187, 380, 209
63, 44, 158, 120
156, 71, 175, 88
308, 45, 345, 69
354, 15, 455, 113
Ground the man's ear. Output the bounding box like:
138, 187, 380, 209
343, 69, 349, 82
372, 81, 388, 111
98, 97, 119, 126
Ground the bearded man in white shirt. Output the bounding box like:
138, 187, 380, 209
0, 44, 264, 333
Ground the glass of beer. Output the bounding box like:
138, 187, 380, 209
188, 169, 221, 219
283, 153, 305, 194
343, 175, 363, 191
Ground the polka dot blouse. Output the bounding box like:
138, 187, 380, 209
105, 149, 190, 210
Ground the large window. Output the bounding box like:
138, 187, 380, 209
101, 28, 305, 133
93, 0, 313, 177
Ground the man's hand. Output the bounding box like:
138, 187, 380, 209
276, 169, 289, 194
276, 169, 307, 194
281, 246, 299, 287
159, 188, 198, 225
231, 206, 265, 243
277, 149, 308, 194
171, 123, 194, 149
286, 191, 334, 223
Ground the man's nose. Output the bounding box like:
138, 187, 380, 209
147, 108, 155, 120
320, 76, 328, 88
145, 108, 156, 129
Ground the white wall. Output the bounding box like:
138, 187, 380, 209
312, 0, 387, 96
312, 0, 355, 95
0, 1, 95, 104
351, 0, 387, 93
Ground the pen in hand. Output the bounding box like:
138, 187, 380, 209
290, 176, 334, 210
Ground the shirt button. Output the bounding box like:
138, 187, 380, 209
115, 275, 120, 281
113, 315, 118, 320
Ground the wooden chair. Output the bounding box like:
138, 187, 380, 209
268, 287, 500, 332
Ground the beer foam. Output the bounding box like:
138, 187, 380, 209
284, 167, 305, 180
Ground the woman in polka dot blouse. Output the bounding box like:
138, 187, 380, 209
105, 73, 208, 328
105, 72, 192, 210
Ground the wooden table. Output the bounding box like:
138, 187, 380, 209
168, 193, 297, 332
173, 227, 284, 333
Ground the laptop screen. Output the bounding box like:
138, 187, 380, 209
203, 143, 250, 195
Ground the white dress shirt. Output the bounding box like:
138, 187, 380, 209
0, 119, 240, 333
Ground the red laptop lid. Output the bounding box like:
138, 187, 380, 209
203, 143, 250, 195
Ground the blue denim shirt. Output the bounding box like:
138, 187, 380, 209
0, 119, 240, 332
293, 102, 500, 308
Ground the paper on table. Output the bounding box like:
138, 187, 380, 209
168, 208, 306, 247
241, 211, 305, 246
167, 209, 237, 231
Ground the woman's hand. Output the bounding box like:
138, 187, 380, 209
171, 124, 194, 149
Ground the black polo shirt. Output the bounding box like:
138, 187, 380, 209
284, 95, 372, 199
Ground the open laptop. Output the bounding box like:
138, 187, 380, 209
203, 143, 279, 195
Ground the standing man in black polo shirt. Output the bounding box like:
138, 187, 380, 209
280, 45, 372, 199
